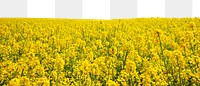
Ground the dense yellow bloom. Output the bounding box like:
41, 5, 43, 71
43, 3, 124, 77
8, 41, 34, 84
106, 80, 117, 86
8, 78, 20, 86
0, 18, 200, 85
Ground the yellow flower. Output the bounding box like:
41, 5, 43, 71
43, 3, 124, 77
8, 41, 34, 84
188, 22, 196, 28
106, 80, 116, 86
51, 71, 57, 80
105, 41, 110, 46
9, 78, 20, 86
109, 46, 118, 56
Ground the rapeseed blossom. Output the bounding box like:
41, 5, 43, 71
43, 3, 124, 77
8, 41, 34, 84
0, 18, 200, 85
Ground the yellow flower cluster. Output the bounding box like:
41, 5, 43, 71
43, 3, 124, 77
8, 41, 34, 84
0, 18, 200, 86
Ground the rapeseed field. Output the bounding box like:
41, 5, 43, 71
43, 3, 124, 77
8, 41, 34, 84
0, 18, 200, 86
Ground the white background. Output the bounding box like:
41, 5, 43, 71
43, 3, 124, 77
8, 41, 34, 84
137, 0, 165, 18
1, 0, 200, 19
193, 0, 200, 17
27, 0, 55, 18
82, 0, 110, 19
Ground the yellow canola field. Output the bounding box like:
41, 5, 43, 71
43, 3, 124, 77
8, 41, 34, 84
0, 18, 200, 86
